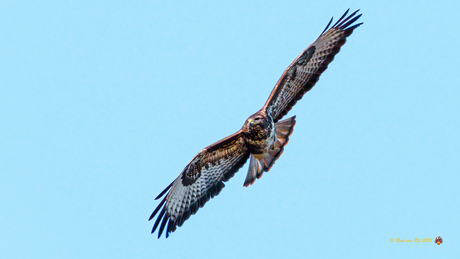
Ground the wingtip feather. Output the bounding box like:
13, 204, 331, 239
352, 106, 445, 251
341, 14, 362, 29
320, 17, 334, 36
155, 181, 174, 200
151, 207, 166, 234
149, 197, 166, 221
328, 9, 363, 32
157, 212, 169, 238
332, 8, 350, 28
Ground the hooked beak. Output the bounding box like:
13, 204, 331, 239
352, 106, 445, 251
248, 119, 254, 124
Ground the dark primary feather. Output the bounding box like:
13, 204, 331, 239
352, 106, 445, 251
149, 132, 250, 238
154, 181, 173, 200
263, 9, 363, 123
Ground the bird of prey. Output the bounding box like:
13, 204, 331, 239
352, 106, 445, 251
149, 9, 362, 238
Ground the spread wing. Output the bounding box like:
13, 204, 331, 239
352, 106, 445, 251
149, 131, 250, 238
263, 9, 363, 122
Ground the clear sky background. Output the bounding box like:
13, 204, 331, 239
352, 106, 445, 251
1, 1, 458, 258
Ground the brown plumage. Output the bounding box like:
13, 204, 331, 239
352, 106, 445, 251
149, 9, 362, 238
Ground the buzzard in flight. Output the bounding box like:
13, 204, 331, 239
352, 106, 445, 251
149, 9, 362, 238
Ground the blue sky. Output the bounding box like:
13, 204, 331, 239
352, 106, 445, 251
1, 1, 458, 258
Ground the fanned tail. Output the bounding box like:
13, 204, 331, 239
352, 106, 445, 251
244, 116, 296, 187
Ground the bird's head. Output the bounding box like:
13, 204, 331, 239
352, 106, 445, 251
244, 111, 270, 135
248, 115, 264, 126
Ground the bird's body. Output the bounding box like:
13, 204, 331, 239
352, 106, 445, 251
244, 111, 275, 154
149, 9, 363, 238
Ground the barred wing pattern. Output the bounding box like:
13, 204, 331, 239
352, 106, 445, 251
263, 9, 362, 123
149, 132, 250, 238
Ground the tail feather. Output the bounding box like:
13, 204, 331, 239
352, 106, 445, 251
275, 116, 296, 140
243, 116, 296, 187
244, 155, 262, 187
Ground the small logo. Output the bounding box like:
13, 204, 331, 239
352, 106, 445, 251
435, 236, 443, 245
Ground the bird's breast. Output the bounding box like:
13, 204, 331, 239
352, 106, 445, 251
246, 124, 276, 154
